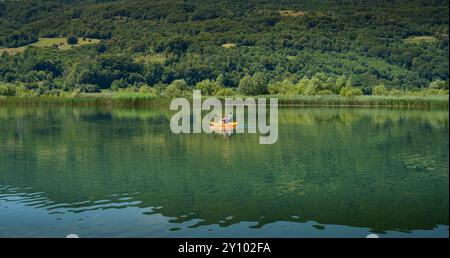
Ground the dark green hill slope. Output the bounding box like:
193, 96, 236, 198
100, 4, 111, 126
0, 0, 448, 94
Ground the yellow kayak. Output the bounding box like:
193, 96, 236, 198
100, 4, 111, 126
209, 121, 237, 128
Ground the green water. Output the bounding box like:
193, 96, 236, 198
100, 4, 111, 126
0, 106, 448, 237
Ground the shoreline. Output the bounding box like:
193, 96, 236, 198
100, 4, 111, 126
0, 94, 448, 110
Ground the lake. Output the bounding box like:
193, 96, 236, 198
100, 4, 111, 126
0, 106, 448, 237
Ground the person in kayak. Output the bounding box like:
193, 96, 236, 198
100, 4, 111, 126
211, 113, 233, 126
222, 114, 232, 125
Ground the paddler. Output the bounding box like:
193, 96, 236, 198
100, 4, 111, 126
222, 114, 232, 125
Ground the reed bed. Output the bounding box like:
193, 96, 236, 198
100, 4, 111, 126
1, 94, 448, 109
271, 95, 449, 109
0, 93, 169, 108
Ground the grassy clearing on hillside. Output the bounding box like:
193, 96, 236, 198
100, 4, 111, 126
32, 37, 101, 50
279, 10, 307, 17
221, 43, 236, 48
134, 54, 167, 64
0, 45, 27, 54
0, 37, 100, 54
286, 55, 296, 60
403, 36, 438, 44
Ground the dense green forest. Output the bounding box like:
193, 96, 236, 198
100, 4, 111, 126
0, 0, 448, 97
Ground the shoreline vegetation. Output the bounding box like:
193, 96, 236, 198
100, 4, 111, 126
1, 92, 448, 109
1, 1, 448, 112
1, 76, 448, 109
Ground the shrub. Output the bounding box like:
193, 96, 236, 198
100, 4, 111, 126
139, 85, 158, 95
111, 79, 129, 90
303, 82, 318, 95
0, 84, 17, 96
268, 80, 296, 95
15, 85, 38, 97
388, 89, 403, 96
215, 87, 235, 96
373, 84, 388, 95
317, 89, 334, 95
429, 80, 448, 90
76, 84, 99, 93
340, 86, 363, 97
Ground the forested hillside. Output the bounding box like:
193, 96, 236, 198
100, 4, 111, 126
0, 0, 448, 96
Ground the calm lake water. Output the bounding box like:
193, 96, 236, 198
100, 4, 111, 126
0, 106, 448, 237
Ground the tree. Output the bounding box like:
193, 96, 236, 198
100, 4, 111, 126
163, 79, 189, 98
215, 74, 225, 87
144, 64, 164, 85
170, 79, 189, 91
335, 75, 347, 93
0, 3, 6, 17
67, 35, 78, 45
296, 76, 310, 95
238, 73, 268, 95
163, 37, 191, 56
195, 79, 220, 96
97, 44, 107, 53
